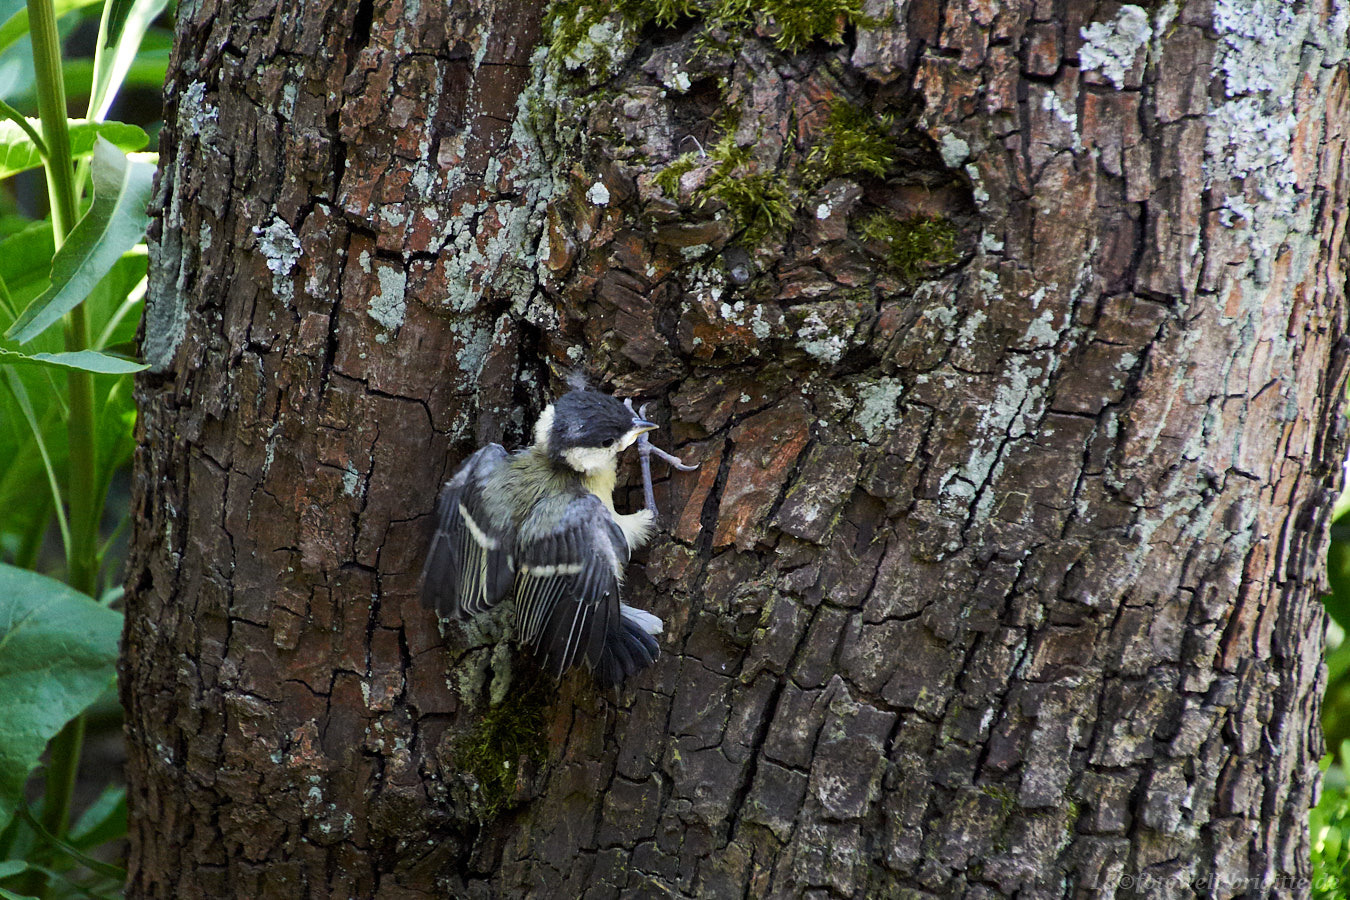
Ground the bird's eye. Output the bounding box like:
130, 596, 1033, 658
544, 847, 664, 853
602, 438, 615, 448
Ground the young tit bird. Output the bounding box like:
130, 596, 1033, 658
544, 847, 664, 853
421, 390, 688, 687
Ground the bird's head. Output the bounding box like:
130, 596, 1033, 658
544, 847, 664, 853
534, 390, 657, 474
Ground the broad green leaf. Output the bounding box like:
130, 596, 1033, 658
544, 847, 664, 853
0, 0, 100, 58
83, 246, 146, 349
88, 0, 169, 120
6, 139, 154, 343
0, 222, 53, 307
0, 860, 24, 878
0, 563, 121, 834
0, 348, 145, 374
0, 887, 38, 900
0, 118, 146, 180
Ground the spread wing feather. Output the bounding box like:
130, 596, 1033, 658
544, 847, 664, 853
515, 494, 659, 684
420, 444, 515, 618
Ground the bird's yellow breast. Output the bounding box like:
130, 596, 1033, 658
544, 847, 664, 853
583, 464, 618, 512
583, 462, 652, 551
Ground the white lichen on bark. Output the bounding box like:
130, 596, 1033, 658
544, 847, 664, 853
1079, 5, 1152, 89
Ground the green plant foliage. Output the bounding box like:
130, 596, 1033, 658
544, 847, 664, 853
1318, 464, 1350, 896
0, 0, 167, 895
1323, 501, 1350, 765
0, 0, 101, 58
0, 118, 145, 180
1314, 758, 1350, 898
85, 0, 169, 121
0, 563, 121, 834
7, 138, 155, 343
0, 348, 145, 374
805, 100, 895, 184
858, 212, 960, 281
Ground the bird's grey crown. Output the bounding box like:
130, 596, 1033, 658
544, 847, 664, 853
546, 390, 644, 463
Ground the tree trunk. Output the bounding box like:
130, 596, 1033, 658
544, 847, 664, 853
123, 0, 1350, 897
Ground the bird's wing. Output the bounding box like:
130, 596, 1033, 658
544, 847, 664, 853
515, 493, 660, 685
420, 444, 515, 618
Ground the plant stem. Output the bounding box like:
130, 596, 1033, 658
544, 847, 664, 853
27, 0, 76, 239
23, 3, 100, 898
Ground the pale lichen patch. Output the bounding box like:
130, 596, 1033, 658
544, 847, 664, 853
940, 133, 970, 168
253, 216, 301, 304
585, 181, 611, 206
797, 309, 848, 364
853, 378, 904, 441
1079, 5, 1152, 90
1203, 0, 1345, 280
368, 265, 408, 341
255, 217, 301, 277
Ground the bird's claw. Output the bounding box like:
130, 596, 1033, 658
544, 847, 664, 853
625, 397, 700, 518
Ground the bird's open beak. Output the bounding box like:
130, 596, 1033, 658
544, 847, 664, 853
632, 418, 658, 434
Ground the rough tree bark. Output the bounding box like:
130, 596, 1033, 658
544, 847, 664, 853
122, 0, 1349, 897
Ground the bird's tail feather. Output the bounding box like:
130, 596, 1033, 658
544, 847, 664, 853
597, 606, 662, 687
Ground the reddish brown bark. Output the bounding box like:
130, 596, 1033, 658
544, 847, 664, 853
124, 0, 1349, 897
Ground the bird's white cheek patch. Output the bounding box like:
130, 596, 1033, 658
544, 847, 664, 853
564, 445, 618, 473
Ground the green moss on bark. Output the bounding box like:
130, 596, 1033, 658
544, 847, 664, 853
858, 212, 959, 281
546, 0, 876, 64
804, 101, 897, 185
457, 679, 551, 817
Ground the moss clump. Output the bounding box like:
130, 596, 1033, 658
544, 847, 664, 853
805, 101, 897, 184
545, 0, 606, 62
657, 135, 794, 244
858, 212, 959, 281
457, 679, 551, 817
693, 0, 876, 52
699, 135, 794, 244
707, 170, 793, 245
654, 152, 700, 197
546, 0, 876, 65
754, 0, 876, 53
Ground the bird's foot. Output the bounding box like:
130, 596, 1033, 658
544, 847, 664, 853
625, 399, 699, 518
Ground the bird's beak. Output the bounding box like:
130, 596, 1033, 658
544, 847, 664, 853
632, 418, 658, 434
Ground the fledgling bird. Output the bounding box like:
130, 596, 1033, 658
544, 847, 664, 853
420, 390, 695, 687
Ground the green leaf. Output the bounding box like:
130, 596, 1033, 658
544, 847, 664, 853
15, 806, 127, 883
0, 222, 54, 306
0, 348, 146, 374
0, 887, 38, 900
87, 0, 169, 120
0, 118, 146, 181
0, 563, 121, 834
0, 860, 25, 878
6, 139, 154, 344
0, 0, 101, 58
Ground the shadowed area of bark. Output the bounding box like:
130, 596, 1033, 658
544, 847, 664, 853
123, 0, 1350, 897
